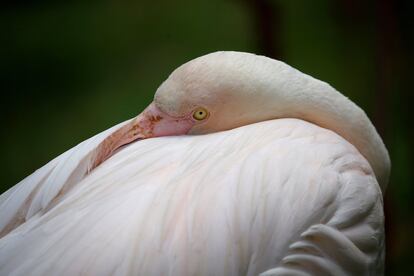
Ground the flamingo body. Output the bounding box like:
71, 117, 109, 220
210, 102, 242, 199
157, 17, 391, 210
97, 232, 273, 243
0, 119, 383, 275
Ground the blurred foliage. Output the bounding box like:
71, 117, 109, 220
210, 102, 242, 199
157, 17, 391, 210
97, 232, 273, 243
1, 0, 413, 274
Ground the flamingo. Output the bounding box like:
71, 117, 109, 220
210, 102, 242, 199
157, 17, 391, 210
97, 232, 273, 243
0, 51, 390, 276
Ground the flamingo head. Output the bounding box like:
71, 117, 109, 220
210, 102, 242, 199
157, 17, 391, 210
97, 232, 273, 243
130, 51, 270, 140
93, 51, 262, 168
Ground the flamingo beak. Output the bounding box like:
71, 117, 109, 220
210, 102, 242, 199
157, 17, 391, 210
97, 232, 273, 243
92, 102, 195, 170
134, 102, 196, 138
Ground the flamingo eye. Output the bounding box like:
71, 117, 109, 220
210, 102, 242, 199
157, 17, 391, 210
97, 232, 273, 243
192, 107, 209, 121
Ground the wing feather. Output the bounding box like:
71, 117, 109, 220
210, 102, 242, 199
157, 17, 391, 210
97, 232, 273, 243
259, 156, 384, 276
0, 119, 132, 236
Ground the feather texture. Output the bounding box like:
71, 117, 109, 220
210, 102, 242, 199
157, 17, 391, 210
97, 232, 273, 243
0, 119, 384, 276
0, 120, 132, 237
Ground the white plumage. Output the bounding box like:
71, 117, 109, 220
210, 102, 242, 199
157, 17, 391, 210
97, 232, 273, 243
0, 52, 388, 275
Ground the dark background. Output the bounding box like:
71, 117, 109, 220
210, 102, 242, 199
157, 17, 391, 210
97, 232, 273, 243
1, 0, 413, 274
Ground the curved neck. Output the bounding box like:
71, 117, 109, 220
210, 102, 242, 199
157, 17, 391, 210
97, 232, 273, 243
255, 62, 390, 191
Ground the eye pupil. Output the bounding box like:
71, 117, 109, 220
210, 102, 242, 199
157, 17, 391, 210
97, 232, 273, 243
193, 107, 208, 121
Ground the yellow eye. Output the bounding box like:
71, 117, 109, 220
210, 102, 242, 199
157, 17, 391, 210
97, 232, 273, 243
192, 107, 209, 121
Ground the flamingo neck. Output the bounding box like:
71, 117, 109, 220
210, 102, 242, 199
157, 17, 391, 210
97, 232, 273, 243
248, 58, 390, 191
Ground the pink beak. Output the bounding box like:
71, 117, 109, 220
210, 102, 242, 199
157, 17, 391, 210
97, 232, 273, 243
91, 102, 195, 170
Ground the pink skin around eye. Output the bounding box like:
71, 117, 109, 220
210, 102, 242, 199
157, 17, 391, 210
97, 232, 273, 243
91, 102, 196, 170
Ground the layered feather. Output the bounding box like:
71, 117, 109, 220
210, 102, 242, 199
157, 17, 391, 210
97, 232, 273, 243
0, 119, 384, 276
0, 120, 132, 237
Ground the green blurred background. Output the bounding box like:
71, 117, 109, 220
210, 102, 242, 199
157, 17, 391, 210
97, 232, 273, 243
1, 0, 413, 274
